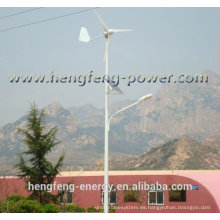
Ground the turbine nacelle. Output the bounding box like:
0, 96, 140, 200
79, 27, 132, 42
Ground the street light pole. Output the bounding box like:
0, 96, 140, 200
79, 9, 132, 213
104, 36, 109, 213
104, 93, 152, 213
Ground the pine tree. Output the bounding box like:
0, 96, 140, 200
15, 103, 64, 203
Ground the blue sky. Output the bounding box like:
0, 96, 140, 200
0, 7, 220, 126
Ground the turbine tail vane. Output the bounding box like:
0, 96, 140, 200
79, 27, 90, 42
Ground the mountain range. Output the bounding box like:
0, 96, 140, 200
0, 71, 219, 175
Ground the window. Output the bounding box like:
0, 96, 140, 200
148, 190, 164, 205
169, 189, 186, 202
101, 186, 117, 205
58, 190, 73, 204
123, 186, 139, 202
109, 187, 117, 205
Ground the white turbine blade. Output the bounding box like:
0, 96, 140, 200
104, 37, 110, 61
93, 9, 108, 31
90, 34, 105, 42
111, 29, 133, 33
79, 27, 90, 42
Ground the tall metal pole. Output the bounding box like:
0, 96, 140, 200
104, 36, 109, 213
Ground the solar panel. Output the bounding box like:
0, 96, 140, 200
106, 81, 123, 94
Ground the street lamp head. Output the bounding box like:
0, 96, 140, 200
137, 94, 153, 103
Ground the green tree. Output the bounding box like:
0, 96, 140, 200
15, 103, 64, 203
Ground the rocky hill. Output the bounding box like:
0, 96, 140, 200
105, 136, 220, 170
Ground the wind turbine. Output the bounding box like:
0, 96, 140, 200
79, 9, 132, 60
79, 9, 132, 213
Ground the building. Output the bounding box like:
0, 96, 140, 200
0, 170, 219, 213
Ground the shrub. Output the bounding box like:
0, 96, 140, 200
2, 200, 15, 212
109, 208, 116, 213
41, 191, 59, 204
6, 194, 26, 202
87, 206, 115, 213
63, 204, 85, 213
43, 203, 60, 213
87, 206, 99, 213
0, 199, 3, 213
16, 199, 43, 213
123, 187, 139, 202
3, 199, 43, 213
2, 194, 61, 213
98, 207, 116, 213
